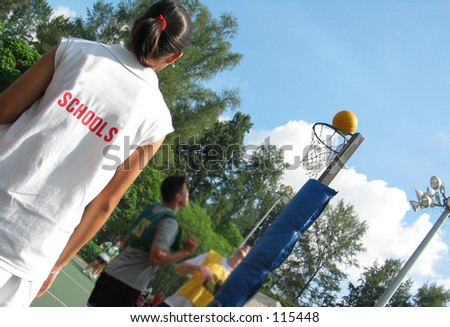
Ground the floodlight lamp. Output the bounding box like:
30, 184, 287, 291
430, 176, 442, 190
420, 194, 432, 208
279, 184, 286, 193
446, 197, 450, 208
415, 189, 424, 201
426, 187, 435, 197
284, 185, 294, 196
409, 200, 420, 212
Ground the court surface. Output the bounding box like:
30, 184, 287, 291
31, 256, 94, 307
29, 256, 280, 307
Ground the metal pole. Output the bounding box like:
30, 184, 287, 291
239, 196, 283, 247
375, 207, 450, 307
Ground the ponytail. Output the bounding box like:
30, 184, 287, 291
131, 1, 192, 66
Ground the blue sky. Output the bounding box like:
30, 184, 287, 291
47, 0, 450, 297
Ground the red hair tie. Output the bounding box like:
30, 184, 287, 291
157, 14, 167, 31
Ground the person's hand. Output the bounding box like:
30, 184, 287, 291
183, 235, 198, 255
198, 265, 213, 281
35, 271, 59, 298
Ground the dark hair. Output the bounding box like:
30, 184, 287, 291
160, 176, 187, 203
131, 1, 192, 65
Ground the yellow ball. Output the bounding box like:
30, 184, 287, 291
332, 110, 358, 134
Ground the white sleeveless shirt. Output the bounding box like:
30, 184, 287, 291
0, 38, 174, 281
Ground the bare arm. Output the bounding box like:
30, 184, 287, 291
36, 139, 164, 297
0, 46, 57, 124
149, 235, 198, 267
175, 261, 213, 280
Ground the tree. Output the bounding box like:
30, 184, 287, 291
0, 0, 29, 16
174, 112, 287, 230
342, 258, 414, 307
0, 36, 40, 92
34, 15, 87, 54
1, 0, 53, 45
270, 200, 368, 306
174, 112, 253, 202
1, 0, 90, 55
156, 0, 243, 169
95, 166, 163, 243
228, 142, 287, 234
414, 282, 450, 307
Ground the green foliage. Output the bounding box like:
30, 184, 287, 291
0, 0, 29, 17
96, 167, 163, 243
178, 203, 235, 256
34, 15, 86, 54
273, 200, 368, 306
85, 1, 121, 43
177, 203, 216, 253
215, 222, 244, 248
1, 0, 53, 45
78, 240, 102, 263
1, 0, 86, 55
339, 260, 450, 307
174, 112, 286, 230
0, 37, 40, 91
342, 258, 413, 307
414, 282, 450, 307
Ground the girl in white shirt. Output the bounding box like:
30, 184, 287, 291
0, 1, 192, 307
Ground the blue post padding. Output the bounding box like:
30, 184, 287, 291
210, 179, 337, 307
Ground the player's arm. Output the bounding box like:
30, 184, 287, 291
149, 235, 198, 267
175, 261, 213, 280
0, 46, 57, 124
36, 138, 165, 297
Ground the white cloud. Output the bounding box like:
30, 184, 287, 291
246, 120, 449, 285
51, 6, 77, 19
437, 277, 450, 289
333, 170, 448, 281
246, 120, 312, 187
218, 114, 232, 122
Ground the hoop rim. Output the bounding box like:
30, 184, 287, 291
312, 122, 352, 153
313, 122, 354, 135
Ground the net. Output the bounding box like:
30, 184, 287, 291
301, 123, 351, 179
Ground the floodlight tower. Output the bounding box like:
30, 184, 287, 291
375, 176, 450, 307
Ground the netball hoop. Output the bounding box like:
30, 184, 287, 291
301, 122, 364, 186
